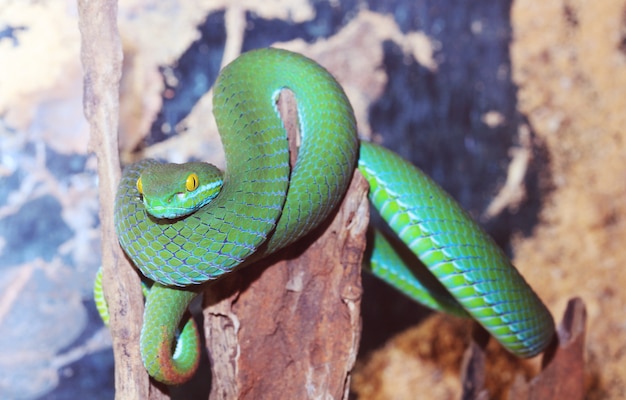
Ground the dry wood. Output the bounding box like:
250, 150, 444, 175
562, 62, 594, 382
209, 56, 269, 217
204, 170, 368, 399
460, 323, 490, 400
77, 0, 162, 398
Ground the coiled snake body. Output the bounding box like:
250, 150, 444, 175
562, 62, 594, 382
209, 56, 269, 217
99, 48, 554, 385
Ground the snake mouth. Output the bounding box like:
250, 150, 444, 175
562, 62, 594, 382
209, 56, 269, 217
147, 209, 184, 219
143, 199, 192, 220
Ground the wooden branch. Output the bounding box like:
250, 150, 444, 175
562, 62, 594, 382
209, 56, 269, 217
77, 1, 162, 398
203, 170, 369, 399
460, 323, 491, 400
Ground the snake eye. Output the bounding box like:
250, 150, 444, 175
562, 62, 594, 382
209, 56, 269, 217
136, 177, 143, 195
186, 173, 199, 192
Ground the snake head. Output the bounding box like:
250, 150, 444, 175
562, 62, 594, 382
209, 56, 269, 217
137, 162, 224, 219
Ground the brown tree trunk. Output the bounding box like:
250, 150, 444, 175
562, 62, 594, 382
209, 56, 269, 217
204, 171, 368, 399
78, 0, 165, 398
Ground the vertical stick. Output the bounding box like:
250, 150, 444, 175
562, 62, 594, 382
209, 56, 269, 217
77, 1, 161, 398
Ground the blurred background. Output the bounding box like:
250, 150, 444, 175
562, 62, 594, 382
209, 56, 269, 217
1, 0, 625, 398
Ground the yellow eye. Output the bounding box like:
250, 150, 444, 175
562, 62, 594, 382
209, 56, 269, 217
186, 173, 199, 191
136, 177, 143, 195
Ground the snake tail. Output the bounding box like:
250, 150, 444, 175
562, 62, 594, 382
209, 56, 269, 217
93, 267, 109, 326
140, 284, 200, 385
93, 268, 200, 385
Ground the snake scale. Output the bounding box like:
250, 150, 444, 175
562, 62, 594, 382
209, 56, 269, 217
98, 48, 555, 385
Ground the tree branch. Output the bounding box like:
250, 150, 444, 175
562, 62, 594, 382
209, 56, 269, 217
77, 1, 161, 398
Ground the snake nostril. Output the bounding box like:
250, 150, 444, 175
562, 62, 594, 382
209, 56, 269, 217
167, 193, 182, 204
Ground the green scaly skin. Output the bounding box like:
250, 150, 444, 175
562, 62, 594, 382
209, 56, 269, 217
359, 142, 555, 357
103, 48, 555, 385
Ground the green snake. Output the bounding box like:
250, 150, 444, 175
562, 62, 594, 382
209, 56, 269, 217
97, 48, 555, 385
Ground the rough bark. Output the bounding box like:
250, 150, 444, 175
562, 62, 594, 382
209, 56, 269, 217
77, 1, 164, 398
203, 171, 368, 399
